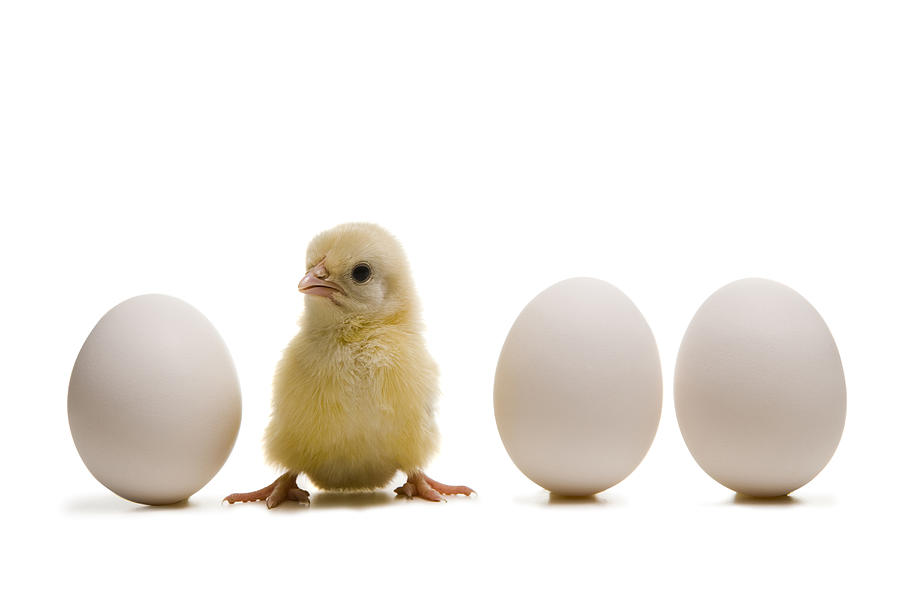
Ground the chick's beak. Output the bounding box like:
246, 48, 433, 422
298, 260, 345, 299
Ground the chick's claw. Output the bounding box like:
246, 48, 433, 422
394, 472, 473, 502
394, 482, 416, 499
394, 480, 441, 502
286, 488, 311, 503
225, 472, 309, 508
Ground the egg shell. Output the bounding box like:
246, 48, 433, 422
674, 278, 846, 497
68, 294, 242, 505
494, 278, 662, 496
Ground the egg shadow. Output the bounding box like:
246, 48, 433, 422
729, 493, 802, 507
728, 492, 839, 507
548, 492, 617, 507
63, 495, 194, 514
515, 490, 620, 507
311, 490, 395, 510
131, 498, 192, 513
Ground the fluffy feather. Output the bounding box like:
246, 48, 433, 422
263, 223, 440, 490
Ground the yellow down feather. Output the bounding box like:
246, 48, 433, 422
263, 223, 439, 490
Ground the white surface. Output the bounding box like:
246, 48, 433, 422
1, 1, 898, 606
68, 294, 241, 505
675, 279, 846, 497
495, 278, 662, 495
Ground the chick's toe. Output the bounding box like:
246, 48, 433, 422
224, 472, 309, 508
394, 471, 474, 502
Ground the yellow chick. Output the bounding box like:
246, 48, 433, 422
226, 223, 472, 507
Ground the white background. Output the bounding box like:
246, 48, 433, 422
2, 1, 898, 606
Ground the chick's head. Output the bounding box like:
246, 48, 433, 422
298, 223, 418, 322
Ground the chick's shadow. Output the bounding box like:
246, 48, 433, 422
310, 490, 395, 510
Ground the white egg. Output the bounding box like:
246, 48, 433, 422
494, 278, 662, 496
68, 294, 242, 505
674, 278, 845, 497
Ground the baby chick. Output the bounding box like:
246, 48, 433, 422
226, 223, 472, 507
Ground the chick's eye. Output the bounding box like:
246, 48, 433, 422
351, 263, 372, 284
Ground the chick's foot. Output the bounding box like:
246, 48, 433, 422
224, 472, 309, 508
394, 471, 474, 502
